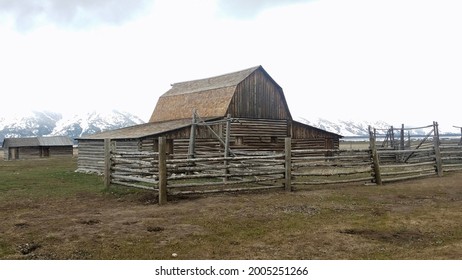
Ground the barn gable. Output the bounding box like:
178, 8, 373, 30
149, 66, 291, 122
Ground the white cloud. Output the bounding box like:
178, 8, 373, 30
0, 0, 461, 127
0, 0, 153, 31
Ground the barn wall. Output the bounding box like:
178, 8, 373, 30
140, 125, 223, 157
229, 118, 288, 152
291, 138, 339, 150
139, 119, 337, 155
228, 70, 290, 120
139, 118, 290, 156
77, 118, 340, 172
21, 147, 41, 159
11, 147, 41, 160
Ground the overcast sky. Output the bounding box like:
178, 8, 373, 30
1, 0, 461, 129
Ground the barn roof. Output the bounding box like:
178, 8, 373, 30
2, 137, 39, 148
2, 136, 73, 148
77, 119, 203, 140
149, 65, 284, 122
164, 66, 261, 96
292, 121, 343, 138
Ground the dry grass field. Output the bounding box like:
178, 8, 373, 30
1, 157, 462, 260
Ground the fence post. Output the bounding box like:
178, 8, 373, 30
433, 121, 443, 177
284, 137, 292, 191
158, 136, 168, 205
104, 138, 111, 188
188, 109, 197, 159
223, 114, 231, 182
369, 127, 382, 185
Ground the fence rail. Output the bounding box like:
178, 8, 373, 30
104, 123, 462, 205
291, 148, 373, 186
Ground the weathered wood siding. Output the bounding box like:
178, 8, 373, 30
3, 146, 73, 160
227, 70, 290, 120
230, 118, 288, 152
14, 147, 41, 160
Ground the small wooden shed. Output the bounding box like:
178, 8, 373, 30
2, 136, 74, 160
77, 66, 342, 173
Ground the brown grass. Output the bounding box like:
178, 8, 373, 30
1, 158, 462, 259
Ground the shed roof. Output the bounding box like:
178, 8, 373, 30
2, 136, 74, 148
149, 66, 276, 122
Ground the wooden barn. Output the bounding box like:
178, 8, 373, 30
2, 136, 74, 160
77, 66, 341, 173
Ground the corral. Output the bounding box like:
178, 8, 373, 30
101, 121, 462, 205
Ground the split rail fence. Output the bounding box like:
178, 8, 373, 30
103, 122, 462, 205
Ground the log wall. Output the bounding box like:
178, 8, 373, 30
77, 139, 139, 173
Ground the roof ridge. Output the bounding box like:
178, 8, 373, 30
171, 65, 261, 86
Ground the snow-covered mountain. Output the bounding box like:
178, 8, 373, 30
0, 111, 62, 140
51, 111, 145, 139
299, 117, 391, 137
0, 110, 145, 144
298, 117, 460, 137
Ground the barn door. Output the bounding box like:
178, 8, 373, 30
9, 148, 19, 160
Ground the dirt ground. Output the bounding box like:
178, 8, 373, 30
1, 159, 462, 260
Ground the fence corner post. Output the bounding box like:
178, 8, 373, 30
284, 137, 292, 191
103, 138, 112, 188
433, 121, 443, 177
158, 136, 168, 205
369, 127, 382, 186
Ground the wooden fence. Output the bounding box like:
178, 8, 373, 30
290, 148, 373, 187
105, 138, 287, 205
104, 123, 462, 205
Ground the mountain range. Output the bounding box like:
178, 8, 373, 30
0, 111, 459, 145
298, 117, 391, 137
0, 110, 144, 144
298, 117, 462, 137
